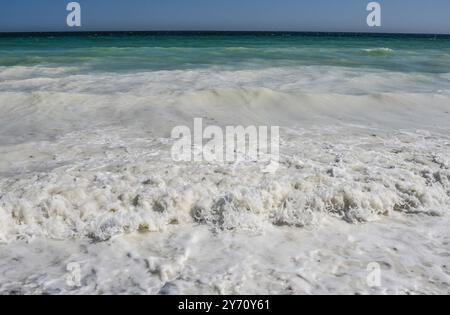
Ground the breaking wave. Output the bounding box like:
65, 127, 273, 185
361, 48, 395, 56
1, 127, 449, 243
0, 65, 450, 243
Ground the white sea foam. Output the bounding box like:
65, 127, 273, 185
362, 48, 395, 56
1, 125, 449, 243
1, 65, 449, 96
0, 65, 449, 294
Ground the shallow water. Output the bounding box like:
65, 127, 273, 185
0, 33, 449, 294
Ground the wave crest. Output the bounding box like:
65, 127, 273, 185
1, 128, 449, 243
361, 48, 395, 56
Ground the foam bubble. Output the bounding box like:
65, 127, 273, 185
0, 127, 449, 243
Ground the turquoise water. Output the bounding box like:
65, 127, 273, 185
2, 34, 450, 296
1, 32, 450, 73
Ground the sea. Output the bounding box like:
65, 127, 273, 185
0, 32, 449, 294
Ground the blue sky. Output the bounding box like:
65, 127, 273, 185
1, 0, 449, 33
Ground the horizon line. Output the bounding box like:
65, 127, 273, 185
1, 30, 449, 36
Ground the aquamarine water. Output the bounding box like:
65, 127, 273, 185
1, 32, 450, 73
1, 32, 450, 295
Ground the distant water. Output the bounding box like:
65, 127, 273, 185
1, 32, 450, 73
0, 32, 450, 294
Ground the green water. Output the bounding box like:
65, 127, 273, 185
1, 32, 450, 73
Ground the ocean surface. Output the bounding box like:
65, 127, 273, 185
0, 32, 449, 294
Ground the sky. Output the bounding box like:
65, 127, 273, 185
0, 0, 449, 34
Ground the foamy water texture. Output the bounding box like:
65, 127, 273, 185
0, 33, 449, 294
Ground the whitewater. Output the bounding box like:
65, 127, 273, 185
0, 34, 450, 294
